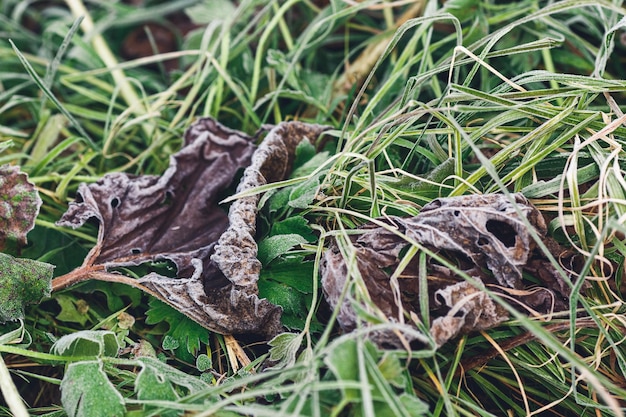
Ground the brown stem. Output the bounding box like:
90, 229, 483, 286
52, 267, 146, 292
51, 267, 100, 291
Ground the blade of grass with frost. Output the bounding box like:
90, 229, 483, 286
248, 0, 299, 105
457, 0, 626, 87
506, 112, 598, 192
589, 139, 626, 219
172, 21, 222, 124
42, 17, 83, 100
341, 13, 462, 152
10, 40, 95, 147
259, 0, 396, 124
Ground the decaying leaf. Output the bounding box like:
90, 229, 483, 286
54, 118, 328, 339
321, 193, 578, 347
0, 164, 42, 249
211, 121, 329, 288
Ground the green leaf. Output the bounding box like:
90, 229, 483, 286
184, 0, 236, 24
0, 253, 53, 322
162, 335, 180, 351
138, 356, 207, 392
51, 330, 119, 358
377, 353, 405, 388
19, 226, 88, 276
292, 139, 318, 170
76, 281, 143, 312
257, 234, 307, 266
145, 298, 209, 362
135, 357, 208, 415
287, 176, 322, 209
398, 394, 429, 417
267, 187, 292, 216
55, 294, 90, 326
136, 362, 178, 415
258, 279, 310, 329
260, 256, 315, 293
196, 354, 212, 372
61, 360, 125, 417
259, 256, 318, 329
269, 216, 316, 241
267, 332, 304, 369
324, 338, 359, 401
291, 152, 330, 179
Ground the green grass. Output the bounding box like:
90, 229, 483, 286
2, 0, 626, 415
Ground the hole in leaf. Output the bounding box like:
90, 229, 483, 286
161, 190, 174, 206
486, 220, 516, 247
477, 236, 488, 246
110, 197, 120, 208
111, 259, 178, 279
435, 293, 446, 305
430, 249, 473, 270
130, 248, 142, 255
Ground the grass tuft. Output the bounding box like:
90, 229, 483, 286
1, 0, 626, 415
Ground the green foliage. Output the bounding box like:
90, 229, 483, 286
54, 294, 90, 325
259, 256, 318, 330
0, 253, 53, 322
52, 330, 119, 358
145, 298, 209, 362
61, 360, 126, 417
257, 234, 308, 266
2, 0, 626, 415
135, 356, 208, 416
324, 337, 430, 417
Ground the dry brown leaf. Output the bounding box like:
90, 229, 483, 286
0, 164, 42, 249
321, 193, 577, 347
54, 118, 328, 339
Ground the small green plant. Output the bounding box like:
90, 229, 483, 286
1, 0, 626, 416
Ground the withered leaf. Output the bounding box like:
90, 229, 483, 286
321, 193, 576, 347
0, 164, 42, 249
211, 121, 329, 289
55, 118, 328, 339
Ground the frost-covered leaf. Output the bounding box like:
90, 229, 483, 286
162, 335, 180, 351
257, 234, 307, 266
51, 330, 119, 358
0, 164, 42, 248
61, 360, 125, 417
267, 332, 304, 369
324, 338, 359, 401
184, 0, 236, 24
321, 193, 578, 347
258, 279, 311, 329
196, 353, 212, 371
55, 118, 328, 339
268, 216, 316, 241
135, 356, 208, 415
0, 253, 52, 322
